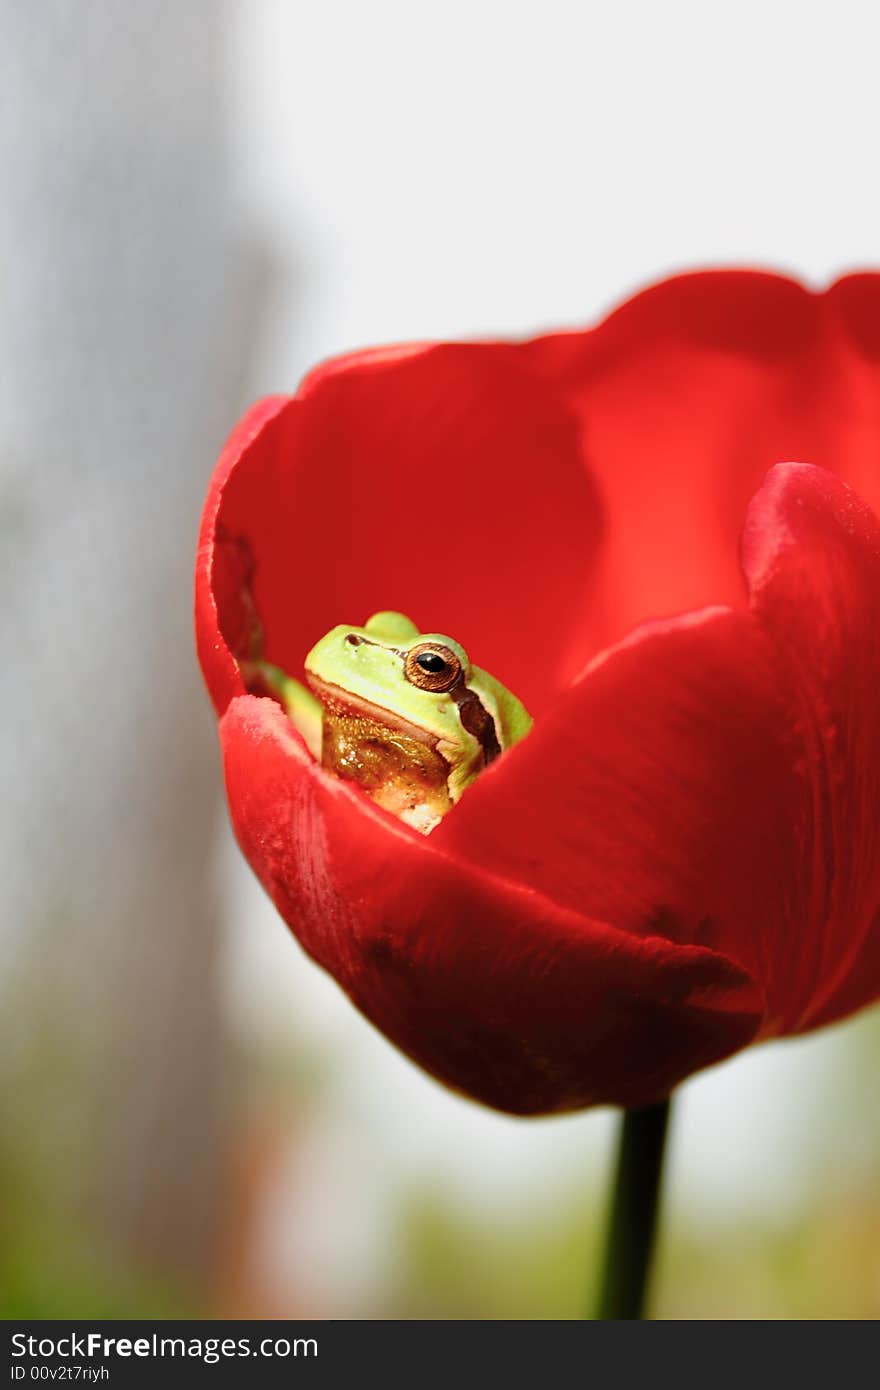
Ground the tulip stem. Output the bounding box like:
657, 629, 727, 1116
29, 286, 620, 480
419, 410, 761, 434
593, 1098, 672, 1320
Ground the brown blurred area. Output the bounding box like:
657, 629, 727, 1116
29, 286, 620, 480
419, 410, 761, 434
1, 0, 879, 1322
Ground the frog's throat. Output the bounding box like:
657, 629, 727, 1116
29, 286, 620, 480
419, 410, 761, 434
305, 673, 501, 767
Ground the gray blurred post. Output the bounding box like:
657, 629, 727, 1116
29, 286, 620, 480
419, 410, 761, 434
0, 2, 256, 1307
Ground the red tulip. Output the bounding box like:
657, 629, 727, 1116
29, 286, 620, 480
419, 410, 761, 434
196, 270, 880, 1115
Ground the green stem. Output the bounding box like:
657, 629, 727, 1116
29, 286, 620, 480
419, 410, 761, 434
593, 1099, 672, 1320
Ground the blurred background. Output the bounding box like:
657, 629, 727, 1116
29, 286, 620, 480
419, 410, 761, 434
2, 0, 879, 1319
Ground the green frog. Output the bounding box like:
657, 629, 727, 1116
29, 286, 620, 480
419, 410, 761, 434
248, 611, 532, 833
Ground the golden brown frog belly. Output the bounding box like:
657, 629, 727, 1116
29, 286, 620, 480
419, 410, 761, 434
309, 677, 452, 833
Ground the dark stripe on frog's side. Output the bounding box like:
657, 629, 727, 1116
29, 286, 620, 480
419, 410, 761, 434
343, 634, 502, 768
449, 683, 502, 766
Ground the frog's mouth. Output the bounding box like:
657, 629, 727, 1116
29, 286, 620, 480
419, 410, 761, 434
306, 675, 442, 749
306, 673, 501, 767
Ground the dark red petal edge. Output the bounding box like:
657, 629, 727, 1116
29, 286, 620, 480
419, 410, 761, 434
196, 395, 294, 715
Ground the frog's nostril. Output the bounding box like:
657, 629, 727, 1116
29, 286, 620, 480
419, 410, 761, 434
346, 634, 361, 646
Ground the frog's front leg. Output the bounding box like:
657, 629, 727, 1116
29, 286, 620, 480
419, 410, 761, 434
243, 660, 323, 760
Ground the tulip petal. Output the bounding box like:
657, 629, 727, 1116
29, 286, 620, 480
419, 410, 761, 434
219, 694, 763, 1113
196, 394, 293, 715
441, 463, 880, 1039
742, 463, 880, 1031
515, 271, 880, 661
436, 604, 803, 1028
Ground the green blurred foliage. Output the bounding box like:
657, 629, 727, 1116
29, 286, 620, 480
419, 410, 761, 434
389, 1180, 880, 1319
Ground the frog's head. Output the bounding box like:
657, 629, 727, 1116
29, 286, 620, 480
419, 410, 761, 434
304, 611, 475, 746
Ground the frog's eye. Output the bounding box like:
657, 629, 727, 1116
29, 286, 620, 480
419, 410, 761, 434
404, 642, 462, 693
